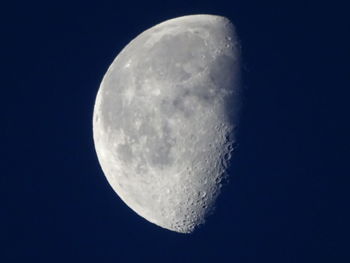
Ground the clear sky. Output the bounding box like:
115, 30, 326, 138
2, 0, 348, 262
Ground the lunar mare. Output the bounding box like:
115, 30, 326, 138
93, 15, 241, 233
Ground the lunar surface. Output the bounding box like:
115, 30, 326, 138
93, 14, 241, 233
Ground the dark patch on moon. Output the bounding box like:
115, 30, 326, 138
117, 144, 133, 163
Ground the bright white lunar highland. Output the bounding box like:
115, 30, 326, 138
93, 15, 241, 233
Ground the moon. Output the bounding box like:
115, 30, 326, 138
93, 14, 241, 233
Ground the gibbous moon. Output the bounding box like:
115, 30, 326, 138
93, 14, 241, 233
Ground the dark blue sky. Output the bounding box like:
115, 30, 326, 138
2, 0, 349, 262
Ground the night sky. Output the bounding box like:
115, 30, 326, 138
2, 1, 349, 262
